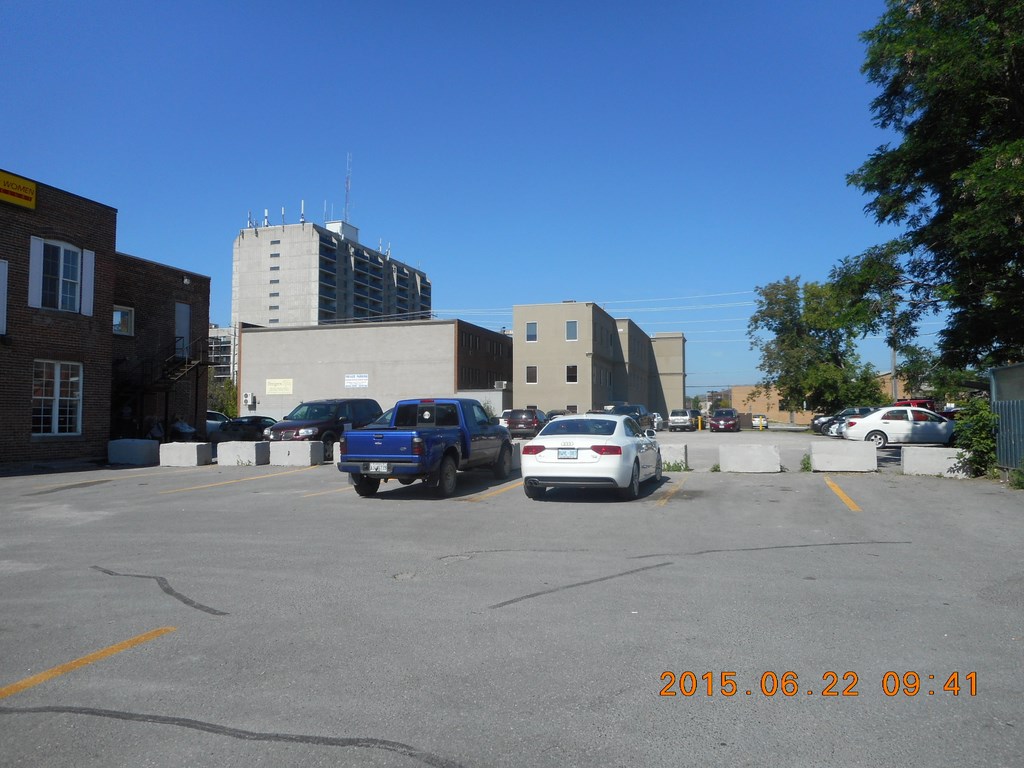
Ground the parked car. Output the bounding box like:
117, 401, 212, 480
752, 414, 768, 429
817, 406, 879, 436
506, 408, 548, 438
498, 409, 511, 428
668, 408, 701, 432
844, 406, 955, 448
546, 409, 571, 419
708, 408, 740, 432
212, 415, 277, 442
266, 398, 383, 462
607, 403, 653, 429
337, 398, 513, 497
650, 412, 664, 431
520, 413, 662, 501
206, 410, 228, 436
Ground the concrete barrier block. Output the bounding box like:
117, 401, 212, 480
160, 441, 213, 467
270, 441, 323, 466
511, 442, 522, 471
810, 440, 877, 472
901, 446, 968, 478
108, 439, 160, 466
719, 444, 780, 473
660, 444, 689, 469
218, 441, 270, 466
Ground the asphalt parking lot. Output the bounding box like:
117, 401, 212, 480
1, 428, 1021, 767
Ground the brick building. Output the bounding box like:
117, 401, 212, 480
0, 169, 210, 465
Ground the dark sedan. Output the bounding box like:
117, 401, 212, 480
212, 416, 278, 442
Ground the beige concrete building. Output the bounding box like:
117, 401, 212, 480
511, 301, 685, 415
238, 318, 511, 420
232, 218, 430, 329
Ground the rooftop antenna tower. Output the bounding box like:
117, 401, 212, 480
344, 152, 352, 222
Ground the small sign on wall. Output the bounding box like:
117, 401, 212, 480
345, 373, 369, 388
266, 378, 293, 395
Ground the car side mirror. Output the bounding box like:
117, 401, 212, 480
645, 429, 657, 439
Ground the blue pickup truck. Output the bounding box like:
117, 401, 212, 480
337, 398, 513, 497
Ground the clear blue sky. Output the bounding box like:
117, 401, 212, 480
3, 0, 924, 397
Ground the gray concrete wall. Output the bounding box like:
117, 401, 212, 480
239, 321, 457, 419
809, 441, 877, 472
901, 446, 968, 478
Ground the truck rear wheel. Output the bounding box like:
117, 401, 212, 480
434, 455, 458, 497
352, 474, 380, 497
492, 444, 512, 480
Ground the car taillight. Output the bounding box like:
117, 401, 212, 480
522, 445, 545, 455
847, 420, 859, 427
412, 437, 424, 455
591, 445, 622, 455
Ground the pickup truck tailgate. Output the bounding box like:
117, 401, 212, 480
340, 429, 422, 463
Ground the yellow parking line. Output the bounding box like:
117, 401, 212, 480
824, 476, 861, 512
0, 626, 176, 701
158, 465, 318, 494
462, 481, 524, 502
656, 477, 685, 507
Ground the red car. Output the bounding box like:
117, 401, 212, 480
708, 408, 740, 432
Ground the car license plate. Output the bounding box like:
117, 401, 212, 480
368, 462, 389, 473
557, 449, 577, 460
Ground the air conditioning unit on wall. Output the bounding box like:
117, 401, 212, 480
494, 380, 508, 389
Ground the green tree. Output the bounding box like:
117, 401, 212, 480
748, 277, 886, 414
837, 0, 1024, 369
896, 344, 990, 403
208, 377, 238, 418
953, 397, 1000, 477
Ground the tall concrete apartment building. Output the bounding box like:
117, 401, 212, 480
511, 301, 685, 416
232, 218, 431, 329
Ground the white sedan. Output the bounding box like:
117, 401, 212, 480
520, 413, 662, 500
844, 406, 954, 449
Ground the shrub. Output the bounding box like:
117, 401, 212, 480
801, 454, 812, 472
663, 460, 690, 472
952, 399, 999, 478
710, 463, 721, 472
1010, 460, 1024, 490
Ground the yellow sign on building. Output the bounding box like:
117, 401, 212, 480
265, 378, 294, 395
0, 170, 37, 210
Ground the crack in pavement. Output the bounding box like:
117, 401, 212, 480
489, 561, 673, 609
0, 705, 469, 768
92, 566, 229, 616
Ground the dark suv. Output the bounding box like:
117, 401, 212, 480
608, 403, 653, 429
506, 408, 548, 438
266, 398, 382, 461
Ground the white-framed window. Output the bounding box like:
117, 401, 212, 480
28, 237, 95, 316
32, 360, 83, 435
566, 364, 578, 383
526, 365, 538, 383
113, 305, 134, 336
0, 260, 8, 335
526, 321, 538, 342
566, 320, 578, 341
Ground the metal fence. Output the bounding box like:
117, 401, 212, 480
993, 400, 1024, 470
